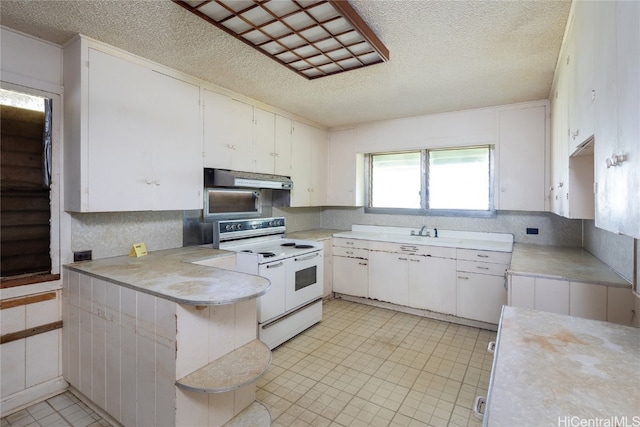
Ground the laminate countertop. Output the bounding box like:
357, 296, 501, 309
64, 246, 270, 306
509, 243, 630, 288
484, 306, 640, 426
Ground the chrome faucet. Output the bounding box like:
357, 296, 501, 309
418, 225, 430, 237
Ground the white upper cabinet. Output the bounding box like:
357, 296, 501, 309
568, 1, 596, 154
290, 121, 327, 207
203, 89, 232, 169
273, 115, 293, 177
593, 1, 640, 238
253, 107, 276, 174
204, 96, 292, 176
326, 129, 364, 207
549, 11, 594, 220
497, 105, 547, 212
63, 37, 202, 212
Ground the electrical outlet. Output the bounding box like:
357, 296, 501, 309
526, 228, 539, 235
73, 250, 92, 262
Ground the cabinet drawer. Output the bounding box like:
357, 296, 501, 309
457, 260, 508, 276
332, 247, 369, 259
369, 241, 456, 258
457, 249, 511, 264
333, 237, 369, 250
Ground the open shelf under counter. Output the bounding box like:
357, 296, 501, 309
176, 339, 271, 394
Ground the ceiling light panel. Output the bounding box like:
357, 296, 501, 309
173, 0, 389, 79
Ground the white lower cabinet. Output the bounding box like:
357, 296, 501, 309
408, 256, 456, 315
369, 251, 409, 306
456, 249, 510, 324
332, 256, 368, 298
508, 273, 634, 325
535, 277, 570, 315
457, 272, 507, 324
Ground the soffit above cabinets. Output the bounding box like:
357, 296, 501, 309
173, 0, 389, 80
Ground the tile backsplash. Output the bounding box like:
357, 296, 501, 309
70, 211, 182, 259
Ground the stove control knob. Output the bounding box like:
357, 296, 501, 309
225, 225, 232, 231
237, 224, 243, 230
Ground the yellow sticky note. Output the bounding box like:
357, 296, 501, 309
129, 242, 148, 257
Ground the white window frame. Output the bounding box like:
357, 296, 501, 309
365, 145, 496, 217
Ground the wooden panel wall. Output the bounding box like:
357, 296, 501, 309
1, 104, 51, 277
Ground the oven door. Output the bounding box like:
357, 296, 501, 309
258, 260, 286, 323
286, 250, 323, 311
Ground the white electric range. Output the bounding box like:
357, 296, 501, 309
215, 217, 323, 349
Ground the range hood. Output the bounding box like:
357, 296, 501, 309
205, 168, 293, 190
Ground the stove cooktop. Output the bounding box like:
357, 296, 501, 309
226, 237, 322, 263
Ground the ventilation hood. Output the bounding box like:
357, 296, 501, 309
205, 168, 293, 190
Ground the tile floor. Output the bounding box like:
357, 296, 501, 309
257, 298, 496, 427
3, 298, 495, 427
1, 392, 111, 427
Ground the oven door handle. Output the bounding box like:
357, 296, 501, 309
266, 261, 284, 269
294, 252, 320, 262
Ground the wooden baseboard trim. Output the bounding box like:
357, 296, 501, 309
0, 292, 57, 310
0, 320, 63, 344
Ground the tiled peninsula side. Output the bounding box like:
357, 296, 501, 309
61, 247, 272, 427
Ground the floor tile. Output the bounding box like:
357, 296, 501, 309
257, 298, 495, 426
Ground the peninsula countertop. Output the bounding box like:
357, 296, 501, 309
509, 243, 630, 287
64, 246, 270, 306
484, 306, 640, 426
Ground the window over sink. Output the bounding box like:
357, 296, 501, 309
366, 145, 495, 216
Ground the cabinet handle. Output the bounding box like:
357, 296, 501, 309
458, 275, 469, 280
477, 266, 489, 270
358, 262, 367, 266
346, 242, 354, 245
226, 144, 236, 150
146, 178, 152, 185
266, 262, 284, 269
476, 254, 489, 258
398, 257, 408, 261
345, 251, 354, 255
154, 180, 160, 186
410, 258, 420, 262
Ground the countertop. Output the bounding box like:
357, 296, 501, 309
331, 229, 514, 252
64, 246, 270, 306
509, 243, 630, 287
484, 306, 640, 426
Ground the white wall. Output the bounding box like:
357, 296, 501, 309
1, 27, 68, 415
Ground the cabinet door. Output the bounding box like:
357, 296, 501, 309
290, 122, 312, 206
203, 90, 233, 168
569, 0, 596, 152
253, 107, 276, 174
87, 48, 155, 211
534, 277, 569, 315
230, 100, 255, 172
498, 106, 547, 211
594, 1, 640, 238
310, 126, 327, 206
569, 282, 606, 321
274, 115, 292, 177
332, 256, 368, 298
327, 129, 363, 206
457, 272, 506, 324
508, 275, 534, 309
607, 286, 634, 325
151, 72, 202, 210
408, 256, 456, 315
369, 251, 408, 306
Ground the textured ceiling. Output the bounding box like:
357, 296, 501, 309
0, 0, 571, 128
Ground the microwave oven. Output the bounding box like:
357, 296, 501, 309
203, 188, 261, 219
